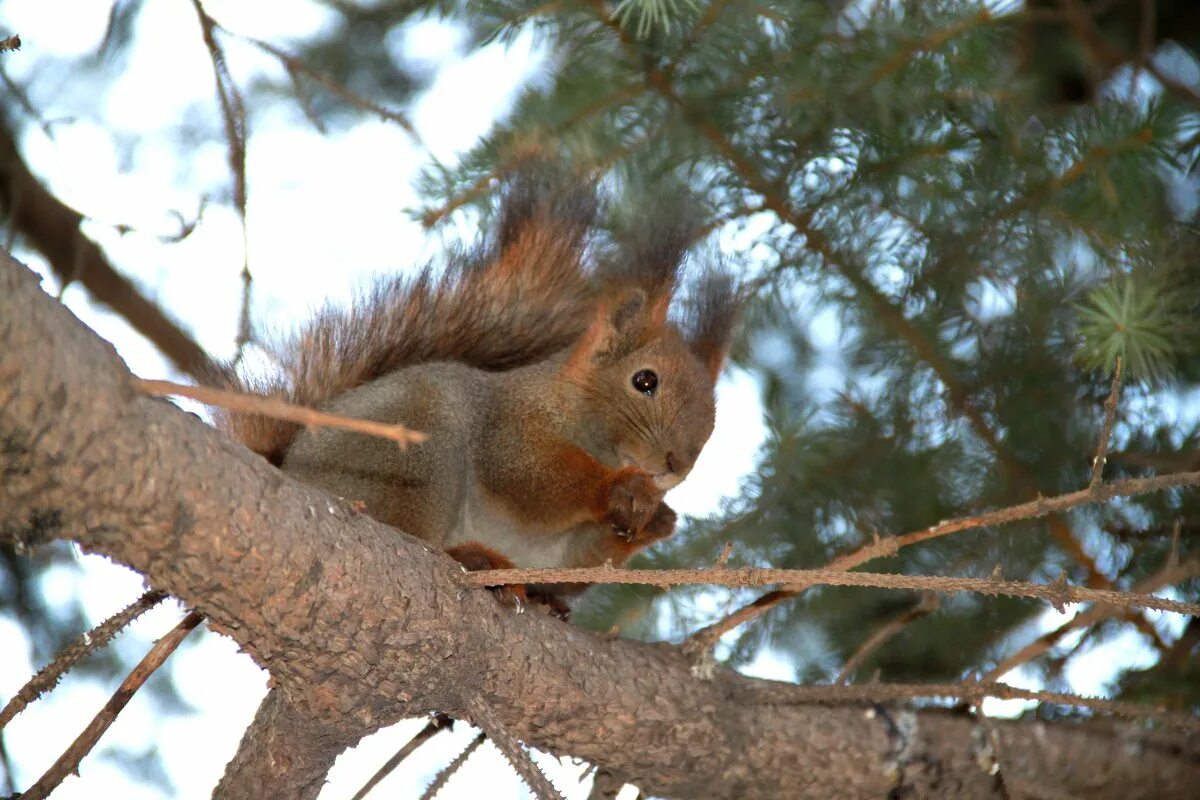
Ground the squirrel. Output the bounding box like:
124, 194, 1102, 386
213, 168, 741, 609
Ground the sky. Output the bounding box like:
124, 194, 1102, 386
0, 1, 1189, 798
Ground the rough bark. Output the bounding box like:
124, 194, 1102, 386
2, 251, 1198, 799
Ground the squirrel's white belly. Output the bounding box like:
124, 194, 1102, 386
450, 491, 581, 569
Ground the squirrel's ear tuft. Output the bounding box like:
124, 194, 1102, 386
484, 162, 599, 282
606, 190, 704, 325
565, 288, 648, 370
683, 269, 743, 382
498, 163, 598, 250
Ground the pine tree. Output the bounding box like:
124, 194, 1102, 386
2, 0, 1199, 795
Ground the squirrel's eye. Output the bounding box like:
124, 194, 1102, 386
632, 369, 658, 396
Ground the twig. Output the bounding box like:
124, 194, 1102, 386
349, 714, 450, 800
0, 121, 216, 377
836, 593, 940, 684
463, 563, 1199, 617
0, 728, 13, 795
231, 32, 421, 141
0, 589, 168, 729
741, 680, 1200, 732
469, 697, 563, 800
418, 732, 486, 800
683, 469, 1200, 649
18, 610, 204, 800
1090, 357, 1123, 490
188, 1, 252, 367
981, 558, 1200, 683
133, 378, 427, 447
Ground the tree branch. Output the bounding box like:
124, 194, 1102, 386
135, 378, 427, 448
18, 610, 203, 800
3, 251, 1198, 800
0, 589, 167, 729
0, 119, 215, 378
462, 563, 1200, 617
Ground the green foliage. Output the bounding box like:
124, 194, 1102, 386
405, 0, 1200, 700
1076, 278, 1183, 381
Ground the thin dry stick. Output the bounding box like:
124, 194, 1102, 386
0, 728, 13, 795
463, 564, 1199, 617
418, 732, 486, 800
350, 715, 450, 800
835, 593, 940, 684
18, 610, 204, 800
469, 697, 563, 800
981, 558, 1200, 683
232, 32, 421, 141
742, 680, 1200, 732
1090, 357, 1123, 489
684, 469, 1200, 649
0, 589, 168, 730
134, 378, 427, 447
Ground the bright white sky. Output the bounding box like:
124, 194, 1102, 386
0, 2, 1187, 798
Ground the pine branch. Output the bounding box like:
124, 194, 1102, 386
465, 562, 1199, 617
349, 715, 450, 800
0, 589, 167, 730
17, 610, 203, 800
1090, 357, 1123, 489
684, 469, 1200, 649
981, 557, 1200, 683
418, 732, 486, 800
740, 679, 1200, 732
469, 697, 563, 800
836, 593, 940, 684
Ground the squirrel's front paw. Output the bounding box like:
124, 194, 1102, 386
641, 501, 677, 542
605, 469, 662, 540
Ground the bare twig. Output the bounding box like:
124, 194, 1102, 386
836, 593, 940, 684
133, 378, 427, 447
349, 714, 450, 800
741, 680, 1200, 732
464, 563, 1199, 617
0, 122, 215, 377
0, 589, 168, 730
188, 0, 253, 365
683, 469, 1200, 649
231, 32, 421, 141
0, 729, 13, 795
1090, 358, 1123, 489
981, 558, 1200, 683
18, 610, 204, 800
418, 732, 486, 800
469, 697, 563, 800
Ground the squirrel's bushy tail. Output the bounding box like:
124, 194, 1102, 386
216, 171, 600, 465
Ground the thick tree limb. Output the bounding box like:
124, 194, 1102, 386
3, 252, 1199, 800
